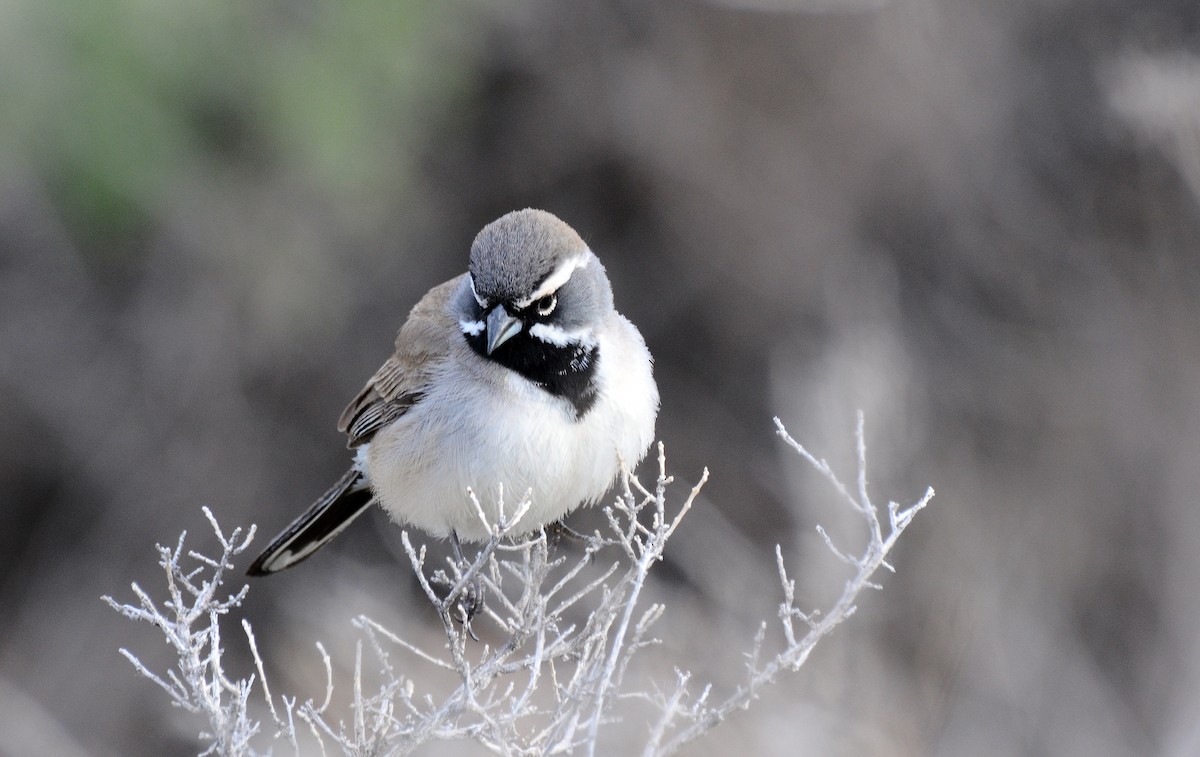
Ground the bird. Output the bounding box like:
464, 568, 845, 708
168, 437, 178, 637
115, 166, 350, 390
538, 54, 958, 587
246, 208, 659, 577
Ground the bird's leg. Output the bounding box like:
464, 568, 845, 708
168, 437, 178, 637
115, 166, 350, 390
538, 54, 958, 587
546, 520, 590, 547
449, 530, 484, 625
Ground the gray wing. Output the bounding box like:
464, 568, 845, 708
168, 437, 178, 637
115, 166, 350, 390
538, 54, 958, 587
246, 275, 467, 576
337, 274, 465, 447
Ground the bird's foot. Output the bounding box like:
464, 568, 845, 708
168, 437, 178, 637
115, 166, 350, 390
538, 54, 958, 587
456, 576, 485, 628
449, 531, 484, 635
546, 520, 590, 547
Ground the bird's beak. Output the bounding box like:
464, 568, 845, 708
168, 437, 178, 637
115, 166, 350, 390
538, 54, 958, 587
486, 305, 523, 355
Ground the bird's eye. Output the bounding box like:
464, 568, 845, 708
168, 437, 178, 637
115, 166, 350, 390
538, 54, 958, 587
534, 294, 557, 317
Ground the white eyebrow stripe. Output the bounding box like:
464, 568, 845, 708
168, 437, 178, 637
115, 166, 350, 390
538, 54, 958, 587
515, 252, 590, 309
469, 274, 488, 307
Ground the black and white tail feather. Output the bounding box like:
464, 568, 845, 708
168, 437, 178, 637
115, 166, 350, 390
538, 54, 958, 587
245, 465, 374, 576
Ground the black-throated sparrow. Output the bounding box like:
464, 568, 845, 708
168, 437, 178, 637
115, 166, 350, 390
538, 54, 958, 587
247, 209, 659, 576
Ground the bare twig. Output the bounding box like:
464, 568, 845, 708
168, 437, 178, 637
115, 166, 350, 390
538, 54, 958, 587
107, 416, 931, 756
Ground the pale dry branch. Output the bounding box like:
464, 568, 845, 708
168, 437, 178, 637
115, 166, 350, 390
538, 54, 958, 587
102, 508, 262, 755
107, 416, 930, 756
649, 416, 932, 754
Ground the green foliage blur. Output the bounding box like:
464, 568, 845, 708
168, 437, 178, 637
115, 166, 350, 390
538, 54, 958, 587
0, 0, 466, 264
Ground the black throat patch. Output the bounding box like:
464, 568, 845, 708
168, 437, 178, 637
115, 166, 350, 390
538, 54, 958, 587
465, 328, 600, 418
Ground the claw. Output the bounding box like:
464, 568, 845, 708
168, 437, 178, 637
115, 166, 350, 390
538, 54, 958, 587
450, 531, 485, 631
457, 580, 484, 639
546, 521, 596, 565
546, 520, 589, 547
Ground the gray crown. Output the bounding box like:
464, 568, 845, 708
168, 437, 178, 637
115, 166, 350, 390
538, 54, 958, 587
469, 209, 588, 301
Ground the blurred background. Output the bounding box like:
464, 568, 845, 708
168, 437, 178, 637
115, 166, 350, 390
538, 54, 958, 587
3, 0, 1200, 754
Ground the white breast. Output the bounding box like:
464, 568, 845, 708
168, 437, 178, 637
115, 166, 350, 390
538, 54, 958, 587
364, 314, 658, 541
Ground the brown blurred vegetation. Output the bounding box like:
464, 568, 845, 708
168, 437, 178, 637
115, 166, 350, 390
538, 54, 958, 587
2, 0, 1200, 754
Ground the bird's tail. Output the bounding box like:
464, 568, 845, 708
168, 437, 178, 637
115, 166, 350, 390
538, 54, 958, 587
246, 467, 374, 576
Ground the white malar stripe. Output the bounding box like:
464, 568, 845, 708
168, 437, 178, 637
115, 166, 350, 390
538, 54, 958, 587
354, 444, 371, 473
530, 322, 595, 348
515, 252, 591, 309
460, 318, 485, 336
